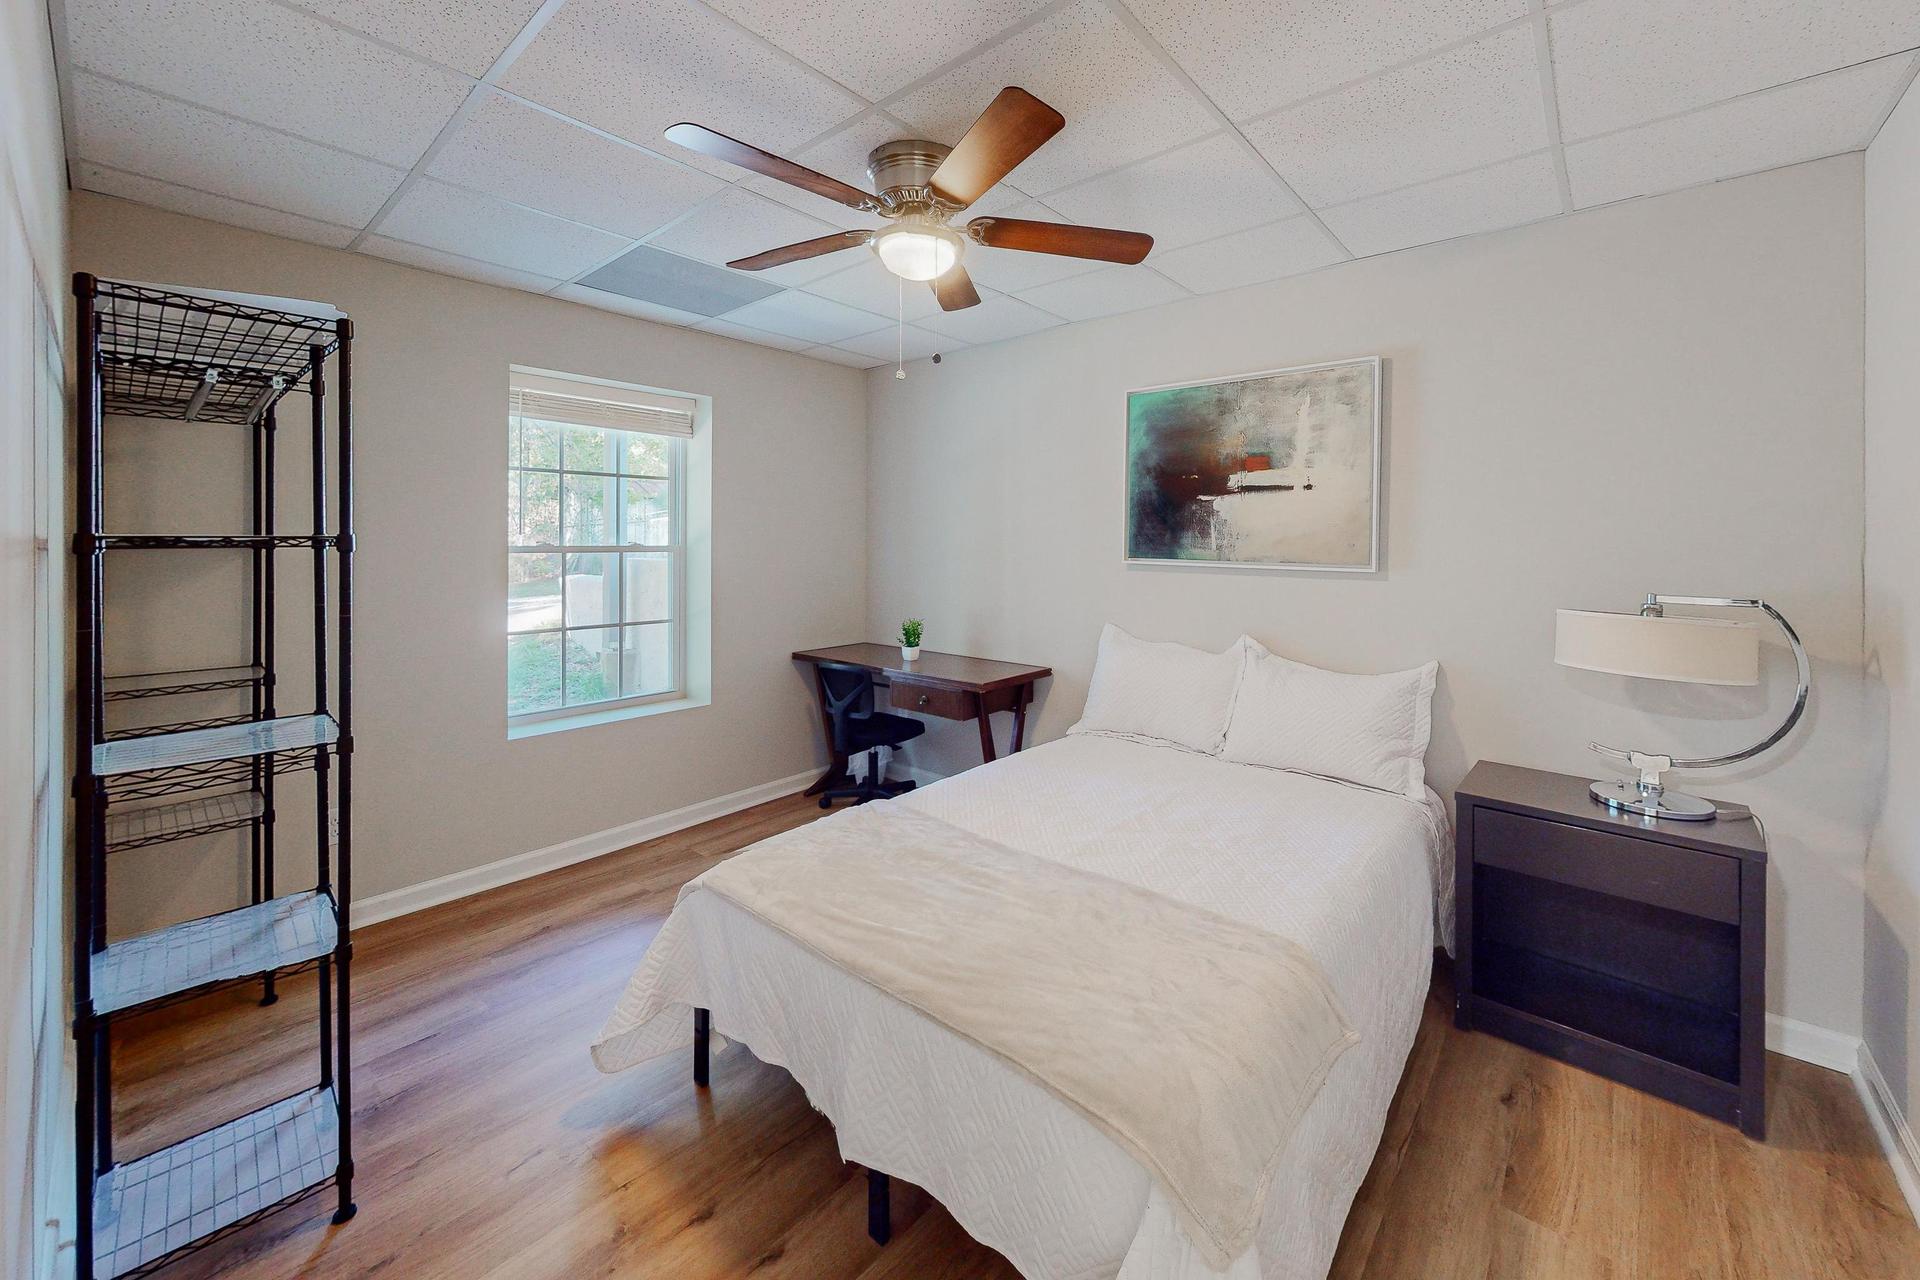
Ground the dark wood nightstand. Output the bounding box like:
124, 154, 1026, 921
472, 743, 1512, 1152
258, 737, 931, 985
1454, 761, 1767, 1138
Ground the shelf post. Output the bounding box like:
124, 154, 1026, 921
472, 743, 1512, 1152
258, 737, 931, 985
261, 405, 279, 1004
71, 271, 99, 1280
332, 317, 357, 1223
307, 342, 334, 1102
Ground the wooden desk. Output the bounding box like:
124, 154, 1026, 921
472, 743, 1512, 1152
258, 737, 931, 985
792, 643, 1052, 795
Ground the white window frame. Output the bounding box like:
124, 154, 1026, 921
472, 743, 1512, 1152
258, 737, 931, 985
507, 373, 694, 725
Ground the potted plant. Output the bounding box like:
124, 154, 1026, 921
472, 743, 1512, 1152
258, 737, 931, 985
898, 618, 924, 663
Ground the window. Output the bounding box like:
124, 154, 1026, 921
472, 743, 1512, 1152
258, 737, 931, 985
507, 370, 696, 721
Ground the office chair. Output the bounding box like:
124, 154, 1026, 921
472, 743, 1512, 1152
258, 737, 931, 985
817, 663, 926, 808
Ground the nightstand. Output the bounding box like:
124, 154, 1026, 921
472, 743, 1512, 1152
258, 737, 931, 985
1454, 761, 1767, 1138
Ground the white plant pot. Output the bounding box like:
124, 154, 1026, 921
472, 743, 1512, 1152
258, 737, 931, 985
900, 645, 921, 662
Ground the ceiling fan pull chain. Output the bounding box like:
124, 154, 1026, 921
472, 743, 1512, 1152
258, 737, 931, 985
895, 274, 907, 380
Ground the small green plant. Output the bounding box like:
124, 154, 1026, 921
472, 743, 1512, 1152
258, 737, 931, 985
898, 618, 924, 648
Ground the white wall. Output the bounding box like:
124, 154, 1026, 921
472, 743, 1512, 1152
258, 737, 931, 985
868, 156, 1872, 1038
1, 0, 69, 1275
1865, 77, 1920, 1128
69, 192, 868, 933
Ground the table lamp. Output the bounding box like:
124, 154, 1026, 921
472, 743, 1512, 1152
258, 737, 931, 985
1553, 594, 1809, 821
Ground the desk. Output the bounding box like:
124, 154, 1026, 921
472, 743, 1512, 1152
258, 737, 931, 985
792, 643, 1052, 796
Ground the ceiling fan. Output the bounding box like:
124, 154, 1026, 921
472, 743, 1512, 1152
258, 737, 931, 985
664, 87, 1153, 312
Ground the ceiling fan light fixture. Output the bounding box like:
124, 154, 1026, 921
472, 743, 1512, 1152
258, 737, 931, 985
871, 216, 964, 282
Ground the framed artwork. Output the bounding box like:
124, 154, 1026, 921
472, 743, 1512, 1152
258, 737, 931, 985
1125, 356, 1381, 572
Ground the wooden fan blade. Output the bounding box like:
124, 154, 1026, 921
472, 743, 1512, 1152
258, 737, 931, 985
665, 123, 877, 210
728, 230, 871, 271
931, 265, 981, 311
968, 217, 1153, 264
928, 87, 1065, 209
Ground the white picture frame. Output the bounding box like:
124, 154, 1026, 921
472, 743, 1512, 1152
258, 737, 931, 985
1123, 355, 1382, 573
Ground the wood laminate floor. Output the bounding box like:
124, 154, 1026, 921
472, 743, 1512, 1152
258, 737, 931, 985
113, 793, 1918, 1280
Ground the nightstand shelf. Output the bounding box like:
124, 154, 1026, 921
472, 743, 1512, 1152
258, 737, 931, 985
1455, 761, 1766, 1138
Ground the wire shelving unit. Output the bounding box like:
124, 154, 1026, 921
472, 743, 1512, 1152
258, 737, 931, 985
71, 274, 357, 1279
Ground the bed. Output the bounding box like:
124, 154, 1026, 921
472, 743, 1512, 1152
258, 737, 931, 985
593, 729, 1450, 1280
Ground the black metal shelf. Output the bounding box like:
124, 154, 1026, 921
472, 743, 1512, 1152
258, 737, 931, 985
73, 273, 358, 1279
104, 712, 257, 741
106, 789, 265, 852
92, 1086, 339, 1279
94, 278, 341, 425
93, 713, 340, 776
93, 890, 338, 1017
103, 665, 265, 701
95, 533, 337, 550
104, 753, 317, 804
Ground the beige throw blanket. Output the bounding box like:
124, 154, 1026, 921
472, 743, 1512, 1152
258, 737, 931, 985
689, 803, 1358, 1270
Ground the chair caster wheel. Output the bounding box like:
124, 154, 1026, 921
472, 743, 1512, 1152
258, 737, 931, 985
818, 797, 831, 810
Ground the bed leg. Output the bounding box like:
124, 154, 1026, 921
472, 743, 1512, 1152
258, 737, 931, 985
867, 1169, 891, 1245
693, 1007, 710, 1088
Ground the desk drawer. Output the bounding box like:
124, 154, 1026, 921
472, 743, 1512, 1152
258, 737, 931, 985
890, 680, 975, 720
1473, 808, 1739, 925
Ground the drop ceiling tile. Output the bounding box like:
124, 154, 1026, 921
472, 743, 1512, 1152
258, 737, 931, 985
282, 0, 546, 77
1551, 0, 1920, 141
553, 283, 710, 326
803, 259, 946, 322
359, 236, 563, 294
716, 291, 893, 344
1150, 216, 1348, 293
706, 0, 1055, 100
916, 293, 1063, 344
1045, 133, 1301, 252
64, 0, 471, 168
1319, 150, 1562, 257
75, 162, 359, 248
72, 72, 406, 226
694, 317, 818, 351
646, 188, 858, 285
1016, 266, 1189, 321
575, 243, 783, 315
890, 0, 1219, 195
833, 323, 958, 362
804, 345, 889, 369
499, 0, 868, 178
376, 178, 630, 279
429, 91, 726, 238
1565, 55, 1916, 209
1127, 0, 1529, 121
1244, 25, 1547, 207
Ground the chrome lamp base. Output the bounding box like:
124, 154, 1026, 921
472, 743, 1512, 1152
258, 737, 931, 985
1589, 779, 1718, 822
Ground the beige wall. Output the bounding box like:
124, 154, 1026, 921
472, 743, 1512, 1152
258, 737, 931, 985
2, 0, 70, 1275
70, 192, 869, 933
1866, 78, 1920, 1126
868, 156, 1872, 1038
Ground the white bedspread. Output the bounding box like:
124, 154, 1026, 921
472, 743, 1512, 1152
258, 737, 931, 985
593, 734, 1450, 1280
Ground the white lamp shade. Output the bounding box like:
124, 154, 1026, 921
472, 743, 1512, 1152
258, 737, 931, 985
1555, 609, 1759, 686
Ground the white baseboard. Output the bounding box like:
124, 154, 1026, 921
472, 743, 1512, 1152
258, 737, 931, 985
1765, 1013, 1861, 1073
1855, 1043, 1920, 1226
349, 768, 819, 928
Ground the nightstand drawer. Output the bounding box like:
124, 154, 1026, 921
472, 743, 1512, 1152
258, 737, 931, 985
1473, 808, 1739, 925
889, 679, 975, 720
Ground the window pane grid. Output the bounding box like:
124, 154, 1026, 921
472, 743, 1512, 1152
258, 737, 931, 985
509, 414, 685, 718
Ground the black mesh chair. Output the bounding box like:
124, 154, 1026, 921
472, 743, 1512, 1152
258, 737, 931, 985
818, 663, 926, 808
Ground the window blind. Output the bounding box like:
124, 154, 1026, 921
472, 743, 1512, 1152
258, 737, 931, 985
509, 371, 696, 438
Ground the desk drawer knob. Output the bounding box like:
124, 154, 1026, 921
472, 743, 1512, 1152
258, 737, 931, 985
917, 694, 930, 707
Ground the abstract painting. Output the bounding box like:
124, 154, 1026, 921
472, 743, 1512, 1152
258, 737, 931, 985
1125, 357, 1380, 571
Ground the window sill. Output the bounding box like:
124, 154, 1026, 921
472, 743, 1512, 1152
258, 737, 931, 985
508, 693, 710, 740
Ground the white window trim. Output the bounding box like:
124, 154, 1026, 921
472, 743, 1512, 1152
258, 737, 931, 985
506, 367, 711, 735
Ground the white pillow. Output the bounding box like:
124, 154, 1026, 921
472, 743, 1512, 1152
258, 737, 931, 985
1070, 624, 1248, 754
1222, 642, 1437, 799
